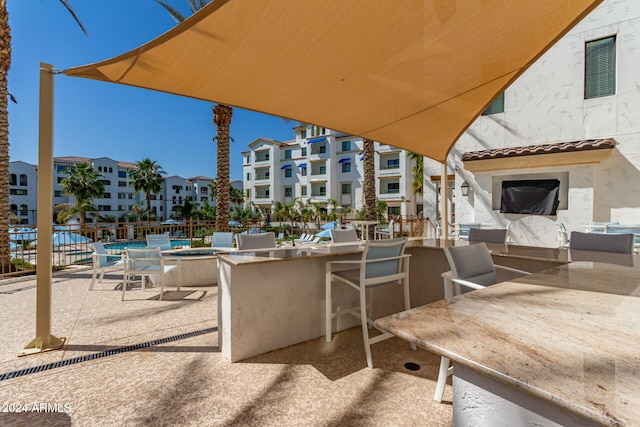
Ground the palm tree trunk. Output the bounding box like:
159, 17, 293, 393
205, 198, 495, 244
0, 1, 12, 272
214, 104, 232, 232
363, 139, 376, 240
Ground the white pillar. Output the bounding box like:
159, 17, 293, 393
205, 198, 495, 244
440, 163, 449, 240
22, 63, 64, 355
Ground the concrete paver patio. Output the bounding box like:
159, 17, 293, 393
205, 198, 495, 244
0, 266, 452, 426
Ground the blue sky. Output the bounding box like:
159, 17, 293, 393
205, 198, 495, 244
7, 1, 297, 181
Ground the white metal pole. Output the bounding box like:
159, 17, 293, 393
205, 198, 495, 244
440, 163, 449, 240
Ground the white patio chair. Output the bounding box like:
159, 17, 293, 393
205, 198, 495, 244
557, 222, 569, 248
122, 247, 178, 301
468, 228, 507, 244
329, 228, 359, 244
604, 224, 640, 249
326, 237, 412, 368
235, 232, 277, 250
375, 219, 394, 239
457, 223, 481, 240
89, 241, 123, 290
146, 233, 172, 250
211, 232, 234, 248
434, 242, 530, 402
298, 236, 321, 245
569, 231, 634, 254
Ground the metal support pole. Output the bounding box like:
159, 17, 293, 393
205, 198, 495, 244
440, 163, 449, 240
21, 63, 64, 356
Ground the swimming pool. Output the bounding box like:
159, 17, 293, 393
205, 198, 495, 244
104, 239, 192, 251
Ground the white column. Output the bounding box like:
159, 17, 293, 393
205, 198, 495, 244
440, 163, 449, 240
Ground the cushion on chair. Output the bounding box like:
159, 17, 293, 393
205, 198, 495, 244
569, 231, 634, 254
330, 228, 359, 243
444, 243, 497, 286
468, 228, 507, 244
92, 241, 109, 268
212, 232, 234, 248
236, 232, 276, 250
364, 238, 406, 281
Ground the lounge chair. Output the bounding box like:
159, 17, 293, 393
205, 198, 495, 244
211, 232, 234, 248
236, 232, 277, 250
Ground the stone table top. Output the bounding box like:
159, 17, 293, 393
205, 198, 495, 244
375, 259, 640, 427
217, 242, 363, 266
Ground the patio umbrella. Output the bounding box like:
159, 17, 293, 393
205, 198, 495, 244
162, 219, 184, 225
34, 231, 93, 247
9, 227, 37, 241
320, 221, 338, 230
315, 229, 332, 239
228, 221, 242, 227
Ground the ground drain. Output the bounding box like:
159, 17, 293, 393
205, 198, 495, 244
404, 362, 421, 371
0, 326, 217, 382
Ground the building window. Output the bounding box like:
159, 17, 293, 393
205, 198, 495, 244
585, 36, 616, 99
54, 190, 63, 197
109, 167, 113, 173
320, 186, 326, 196
57, 177, 64, 184
10, 204, 17, 214
118, 170, 127, 178
245, 155, 250, 164
387, 183, 400, 193
301, 186, 307, 196
9, 174, 16, 185
9, 189, 28, 195
20, 204, 28, 215
56, 165, 67, 173
341, 140, 351, 152
342, 162, 351, 173
118, 181, 127, 187
319, 145, 326, 154
285, 149, 292, 159
301, 167, 307, 177
19, 174, 27, 186
387, 159, 399, 168
245, 189, 251, 199
300, 129, 307, 139
482, 92, 504, 115
284, 187, 292, 197
246, 172, 251, 181
98, 166, 102, 172
285, 168, 292, 178
301, 147, 307, 156
341, 183, 351, 194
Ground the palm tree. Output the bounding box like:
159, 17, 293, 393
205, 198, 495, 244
154, 0, 234, 233
59, 162, 105, 227
407, 151, 424, 198
128, 158, 166, 221
362, 139, 377, 239
0, 0, 86, 272
230, 186, 244, 206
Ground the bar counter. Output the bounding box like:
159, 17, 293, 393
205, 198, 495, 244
375, 257, 640, 426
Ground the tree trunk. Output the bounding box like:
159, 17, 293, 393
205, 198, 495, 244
214, 104, 232, 232
363, 139, 376, 240
0, 1, 12, 272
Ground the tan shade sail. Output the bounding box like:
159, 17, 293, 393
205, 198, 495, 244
63, 0, 601, 162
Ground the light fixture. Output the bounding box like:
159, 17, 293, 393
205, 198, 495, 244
461, 181, 470, 197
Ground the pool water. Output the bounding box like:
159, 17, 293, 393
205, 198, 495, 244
104, 239, 192, 251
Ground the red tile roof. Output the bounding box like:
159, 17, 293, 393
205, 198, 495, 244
461, 138, 616, 162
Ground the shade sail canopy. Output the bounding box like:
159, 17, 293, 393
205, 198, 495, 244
63, 0, 601, 162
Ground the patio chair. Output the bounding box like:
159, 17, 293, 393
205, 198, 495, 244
329, 228, 359, 244
604, 224, 640, 249
211, 232, 234, 248
435, 242, 530, 402
468, 228, 507, 244
569, 231, 634, 254
298, 236, 321, 245
122, 247, 179, 301
89, 241, 123, 290
326, 237, 412, 368
557, 222, 570, 248
235, 232, 277, 250
146, 233, 172, 251
586, 221, 618, 233
457, 223, 481, 240
375, 219, 394, 239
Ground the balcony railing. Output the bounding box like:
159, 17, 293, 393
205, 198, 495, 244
380, 164, 400, 170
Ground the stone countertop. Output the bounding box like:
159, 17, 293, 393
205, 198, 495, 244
374, 260, 640, 427
217, 243, 363, 266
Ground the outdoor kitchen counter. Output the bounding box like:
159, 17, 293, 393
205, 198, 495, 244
375, 257, 640, 426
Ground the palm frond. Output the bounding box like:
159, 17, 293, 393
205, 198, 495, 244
59, 0, 88, 36
155, 0, 187, 23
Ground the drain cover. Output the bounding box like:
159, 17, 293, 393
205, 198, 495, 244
404, 362, 420, 371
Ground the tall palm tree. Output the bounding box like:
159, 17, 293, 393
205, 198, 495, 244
0, 0, 86, 272
362, 139, 377, 239
128, 158, 166, 220
59, 162, 105, 227
407, 151, 424, 198
154, 0, 233, 233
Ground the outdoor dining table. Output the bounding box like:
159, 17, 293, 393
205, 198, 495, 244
348, 220, 379, 240
374, 252, 640, 427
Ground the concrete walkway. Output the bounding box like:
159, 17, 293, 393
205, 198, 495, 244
0, 266, 452, 426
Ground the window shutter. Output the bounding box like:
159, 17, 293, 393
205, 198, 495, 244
585, 36, 616, 99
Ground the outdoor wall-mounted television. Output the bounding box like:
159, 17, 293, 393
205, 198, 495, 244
500, 179, 560, 215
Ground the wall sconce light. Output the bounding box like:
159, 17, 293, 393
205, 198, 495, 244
461, 181, 470, 197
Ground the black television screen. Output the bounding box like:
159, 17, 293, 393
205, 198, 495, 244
500, 179, 560, 215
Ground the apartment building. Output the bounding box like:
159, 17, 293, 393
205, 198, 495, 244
423, 0, 640, 247
242, 125, 423, 216
9, 157, 223, 225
